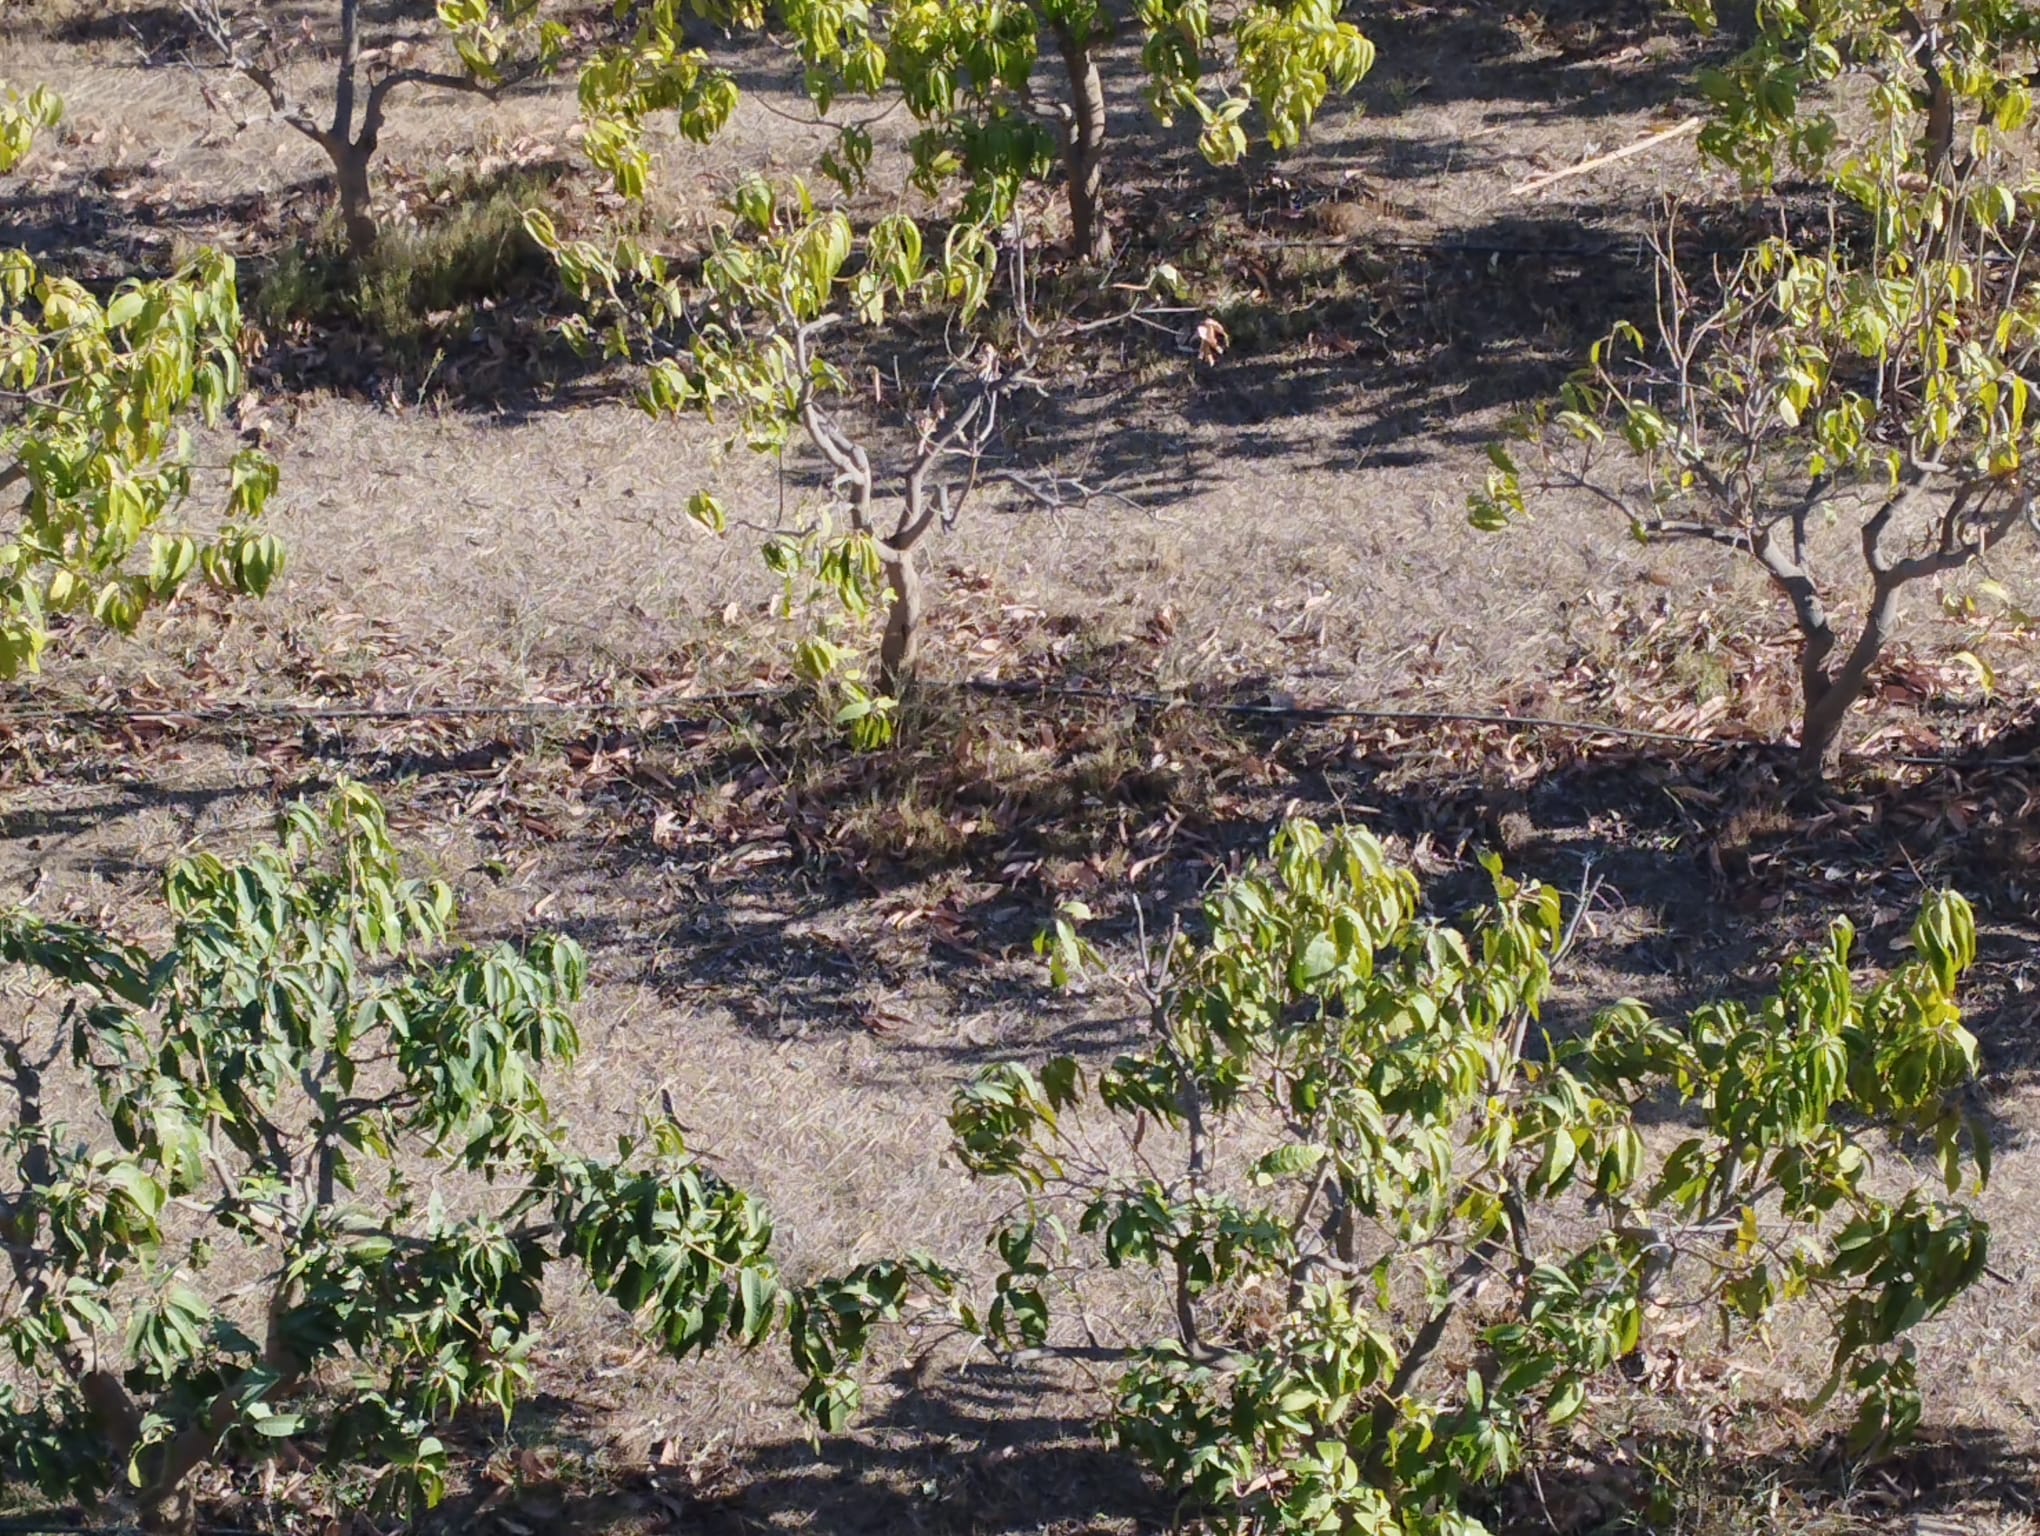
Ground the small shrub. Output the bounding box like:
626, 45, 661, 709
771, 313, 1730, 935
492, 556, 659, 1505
247, 236, 337, 336
947, 820, 1990, 1536
358, 173, 555, 340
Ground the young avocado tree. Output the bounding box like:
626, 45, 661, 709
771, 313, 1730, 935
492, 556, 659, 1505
180, 0, 579, 261
945, 821, 1990, 1534
0, 81, 62, 173
1474, 1, 2040, 776
1472, 204, 2039, 776
0, 786, 900, 1531
753, 0, 1376, 261
534, 180, 1162, 744
2, 86, 282, 678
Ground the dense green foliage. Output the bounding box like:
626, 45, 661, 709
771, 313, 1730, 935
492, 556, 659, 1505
0, 789, 783, 1526
949, 822, 1989, 1534
0, 85, 281, 678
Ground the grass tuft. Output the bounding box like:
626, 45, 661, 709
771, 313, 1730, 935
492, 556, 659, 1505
249, 165, 562, 354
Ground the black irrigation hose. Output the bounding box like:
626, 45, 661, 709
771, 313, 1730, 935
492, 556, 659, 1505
0, 678, 2032, 770
0, 1526, 261, 1536
1232, 234, 1672, 259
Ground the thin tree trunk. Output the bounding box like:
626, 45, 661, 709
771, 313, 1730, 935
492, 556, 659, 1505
331, 0, 378, 259
879, 553, 924, 694
332, 139, 379, 261
1923, 65, 1957, 181
1796, 583, 1901, 778
334, 0, 361, 141
1053, 23, 1111, 262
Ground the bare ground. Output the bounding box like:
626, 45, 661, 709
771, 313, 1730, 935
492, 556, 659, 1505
4, 0, 2040, 1531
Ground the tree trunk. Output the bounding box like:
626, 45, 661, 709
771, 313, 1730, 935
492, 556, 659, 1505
1923, 66, 1957, 181
1795, 585, 1900, 779
330, 0, 377, 260
1054, 23, 1111, 263
333, 0, 361, 142
878, 553, 924, 695
331, 139, 379, 261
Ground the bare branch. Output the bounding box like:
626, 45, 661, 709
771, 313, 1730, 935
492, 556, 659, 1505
180, 0, 336, 150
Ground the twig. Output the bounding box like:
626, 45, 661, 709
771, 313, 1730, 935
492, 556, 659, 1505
1509, 117, 1702, 198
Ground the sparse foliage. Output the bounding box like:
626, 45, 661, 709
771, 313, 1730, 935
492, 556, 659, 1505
533, 173, 1182, 744
0, 82, 62, 174
532, 181, 1006, 741
948, 821, 1990, 1535
548, 0, 1374, 261
0, 788, 784, 1530
183, 0, 570, 260
1, 88, 281, 679
565, 0, 757, 197
1477, 0, 2040, 773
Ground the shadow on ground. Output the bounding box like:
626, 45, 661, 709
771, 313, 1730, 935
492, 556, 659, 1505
7, 670, 2037, 1077
409, 1380, 2040, 1536
389, 679, 2040, 1081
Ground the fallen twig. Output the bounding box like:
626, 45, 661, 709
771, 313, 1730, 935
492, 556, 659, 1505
1509, 117, 1702, 198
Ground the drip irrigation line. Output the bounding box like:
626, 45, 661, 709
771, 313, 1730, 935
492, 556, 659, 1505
962, 679, 1730, 747
1232, 233, 1672, 259
0, 678, 2030, 769
0, 691, 780, 727
0, 1526, 260, 1536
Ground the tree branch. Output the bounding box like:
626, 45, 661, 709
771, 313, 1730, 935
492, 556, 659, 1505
180, 0, 337, 151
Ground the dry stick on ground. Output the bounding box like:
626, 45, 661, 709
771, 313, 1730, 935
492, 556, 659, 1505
181, 0, 529, 260
1508, 117, 1701, 199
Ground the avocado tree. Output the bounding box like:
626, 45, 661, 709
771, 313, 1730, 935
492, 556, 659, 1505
533, 178, 1179, 744
0, 783, 929, 1529
1474, 0, 2040, 775
180, 0, 590, 261
2, 86, 282, 678
575, 0, 1370, 261
945, 821, 1989, 1534
1473, 201, 2039, 774
0, 783, 779, 1525
0, 787, 797, 1530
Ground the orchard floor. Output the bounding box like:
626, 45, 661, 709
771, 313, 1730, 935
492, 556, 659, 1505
4, 1, 2040, 1532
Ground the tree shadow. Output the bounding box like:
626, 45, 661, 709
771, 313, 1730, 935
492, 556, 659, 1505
44, 1, 203, 56
692, 1368, 1161, 1536
0, 169, 314, 273
413, 1364, 1162, 1536
382, 668, 2040, 1090
0, 153, 634, 409
1502, 1418, 2040, 1535
1350, 0, 1728, 124
44, 0, 455, 54
11, 665, 2036, 1085
412, 1376, 2040, 1536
